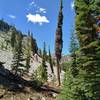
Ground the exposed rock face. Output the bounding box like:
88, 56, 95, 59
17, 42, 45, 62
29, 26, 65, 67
0, 50, 13, 70
0, 50, 51, 76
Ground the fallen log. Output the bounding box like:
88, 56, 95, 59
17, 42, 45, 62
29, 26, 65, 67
40, 85, 61, 94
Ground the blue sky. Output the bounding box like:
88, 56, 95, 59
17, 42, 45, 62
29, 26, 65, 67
0, 0, 75, 55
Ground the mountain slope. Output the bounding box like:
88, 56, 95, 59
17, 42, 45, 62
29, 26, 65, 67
0, 19, 38, 53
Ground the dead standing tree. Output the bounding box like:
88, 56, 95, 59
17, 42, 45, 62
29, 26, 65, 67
55, 0, 63, 86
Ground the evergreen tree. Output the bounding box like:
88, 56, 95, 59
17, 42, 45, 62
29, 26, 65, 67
38, 48, 42, 57
55, 0, 63, 86
59, 29, 79, 100
59, 66, 75, 100
11, 33, 24, 75
70, 29, 79, 77
10, 27, 17, 49
30, 32, 38, 56
25, 55, 30, 72
70, 29, 79, 54
60, 0, 100, 100
25, 33, 31, 72
0, 19, 11, 31
48, 47, 54, 73
41, 42, 48, 82
73, 0, 100, 99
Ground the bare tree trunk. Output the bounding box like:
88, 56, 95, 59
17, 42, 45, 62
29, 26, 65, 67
59, 61, 61, 73
57, 59, 61, 86
41, 85, 61, 93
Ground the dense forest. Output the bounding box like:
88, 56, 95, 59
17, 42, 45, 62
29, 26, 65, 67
0, 0, 100, 100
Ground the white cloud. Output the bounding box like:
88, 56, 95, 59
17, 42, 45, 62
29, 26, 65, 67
39, 8, 46, 13
36, 8, 46, 14
26, 13, 50, 25
28, 1, 46, 14
71, 1, 74, 10
29, 1, 35, 6
8, 15, 16, 19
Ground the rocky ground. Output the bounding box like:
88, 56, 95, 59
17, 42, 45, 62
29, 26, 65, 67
0, 49, 63, 100
0, 86, 58, 100
0, 64, 59, 100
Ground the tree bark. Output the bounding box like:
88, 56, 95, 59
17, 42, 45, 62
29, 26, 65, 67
57, 59, 61, 86
41, 85, 61, 94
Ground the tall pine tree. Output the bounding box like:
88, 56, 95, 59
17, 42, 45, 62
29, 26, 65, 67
59, 29, 79, 100
55, 0, 63, 86
48, 47, 54, 73
30, 32, 38, 56
10, 27, 17, 49
70, 29, 79, 77
74, 0, 100, 99
25, 33, 31, 72
11, 33, 24, 75
59, 0, 100, 100
40, 42, 48, 82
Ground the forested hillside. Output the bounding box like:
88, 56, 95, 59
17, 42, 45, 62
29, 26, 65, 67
0, 19, 38, 52
0, 0, 100, 100
0, 19, 64, 100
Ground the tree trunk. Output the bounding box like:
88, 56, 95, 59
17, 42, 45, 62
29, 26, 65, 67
41, 85, 61, 94
57, 59, 61, 86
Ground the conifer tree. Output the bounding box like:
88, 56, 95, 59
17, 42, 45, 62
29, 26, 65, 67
10, 27, 16, 49
11, 33, 24, 75
0, 19, 10, 31
55, 0, 63, 86
74, 0, 100, 99
59, 66, 75, 100
30, 32, 38, 55
25, 33, 31, 72
25, 54, 30, 72
59, 30, 79, 100
60, 0, 100, 100
41, 42, 48, 82
38, 49, 42, 57
48, 47, 54, 73
70, 29, 79, 77
70, 29, 79, 55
